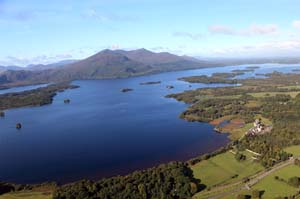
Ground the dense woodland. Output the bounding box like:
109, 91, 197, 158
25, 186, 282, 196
53, 162, 200, 199
169, 72, 300, 167
0, 83, 78, 111
178, 72, 243, 84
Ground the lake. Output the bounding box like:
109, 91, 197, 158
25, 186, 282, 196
0, 63, 299, 184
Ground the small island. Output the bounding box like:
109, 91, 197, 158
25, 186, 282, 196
245, 66, 260, 70
64, 99, 71, 104
16, 123, 22, 129
121, 88, 133, 92
230, 66, 259, 74
0, 111, 4, 117
140, 81, 161, 85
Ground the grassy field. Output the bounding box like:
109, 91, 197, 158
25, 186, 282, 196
191, 151, 264, 189
227, 123, 252, 140
285, 145, 300, 157
249, 91, 300, 98
196, 95, 242, 101
193, 184, 242, 199
0, 191, 52, 199
219, 165, 300, 199
198, 91, 300, 101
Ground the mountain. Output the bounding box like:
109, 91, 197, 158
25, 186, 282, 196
53, 48, 216, 80
115, 48, 212, 71
0, 66, 5, 73
48, 49, 154, 80
27, 59, 79, 71
0, 65, 23, 73
0, 49, 215, 88
0, 69, 47, 89
115, 48, 184, 64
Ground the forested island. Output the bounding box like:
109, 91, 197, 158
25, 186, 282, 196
140, 81, 161, 85
0, 83, 78, 111
178, 72, 242, 84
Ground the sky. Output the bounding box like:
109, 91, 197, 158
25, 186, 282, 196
1, 0, 300, 66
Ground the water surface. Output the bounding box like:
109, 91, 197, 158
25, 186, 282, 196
0, 64, 298, 183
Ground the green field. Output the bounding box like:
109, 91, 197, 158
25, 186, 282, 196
220, 165, 300, 199
191, 151, 264, 189
0, 191, 52, 199
249, 91, 300, 98
228, 123, 252, 140
285, 145, 300, 157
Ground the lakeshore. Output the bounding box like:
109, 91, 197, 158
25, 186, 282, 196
1, 64, 300, 199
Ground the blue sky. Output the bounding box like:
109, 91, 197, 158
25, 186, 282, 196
1, 0, 300, 66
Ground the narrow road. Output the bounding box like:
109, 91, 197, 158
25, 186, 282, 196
204, 157, 296, 199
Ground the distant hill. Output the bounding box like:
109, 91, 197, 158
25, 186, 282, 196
0, 65, 23, 73
0, 66, 5, 73
0, 69, 51, 89
196, 57, 300, 65
27, 59, 79, 71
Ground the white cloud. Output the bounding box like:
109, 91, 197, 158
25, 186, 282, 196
0, 53, 73, 66
242, 24, 278, 36
292, 20, 300, 30
83, 9, 138, 23
85, 9, 109, 22
172, 31, 203, 40
208, 23, 278, 36
208, 25, 234, 35
202, 39, 300, 57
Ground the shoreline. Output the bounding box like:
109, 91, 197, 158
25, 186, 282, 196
1, 63, 298, 187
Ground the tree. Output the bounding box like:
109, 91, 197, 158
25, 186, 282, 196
138, 183, 147, 198
235, 152, 246, 161
288, 176, 300, 187
295, 159, 300, 166
252, 189, 262, 198
237, 194, 250, 199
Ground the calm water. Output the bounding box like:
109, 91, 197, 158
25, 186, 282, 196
0, 83, 49, 95
0, 64, 299, 184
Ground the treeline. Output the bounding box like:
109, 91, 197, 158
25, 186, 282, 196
53, 162, 200, 199
178, 95, 257, 123
0, 182, 56, 195
179, 72, 240, 84
188, 144, 233, 165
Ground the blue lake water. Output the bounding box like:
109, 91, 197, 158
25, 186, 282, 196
0, 63, 299, 184
0, 83, 49, 95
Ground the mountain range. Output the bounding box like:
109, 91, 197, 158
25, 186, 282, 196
26, 59, 79, 71
0, 49, 215, 88
1, 48, 300, 89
